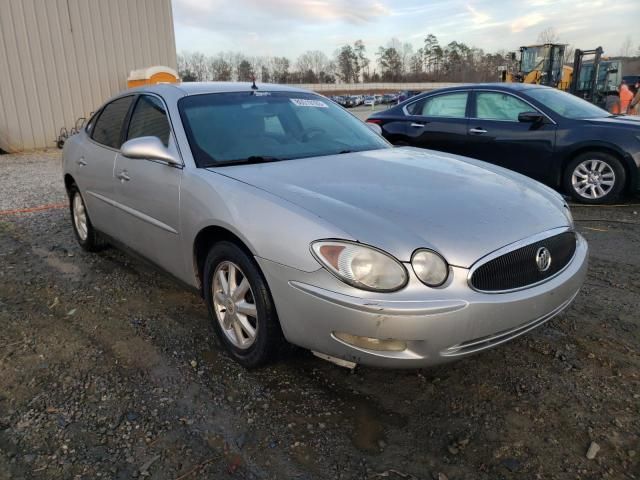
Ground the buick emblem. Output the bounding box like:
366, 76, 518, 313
535, 247, 552, 272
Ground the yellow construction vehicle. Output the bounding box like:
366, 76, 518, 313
501, 44, 622, 108
501, 43, 571, 89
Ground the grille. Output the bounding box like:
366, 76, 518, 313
470, 231, 577, 292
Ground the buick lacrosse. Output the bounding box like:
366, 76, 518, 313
63, 82, 588, 368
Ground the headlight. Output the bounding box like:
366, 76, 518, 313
311, 240, 407, 292
411, 249, 449, 287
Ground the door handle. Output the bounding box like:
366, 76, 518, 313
116, 171, 130, 182
410, 122, 425, 128
77, 159, 87, 167
469, 128, 487, 134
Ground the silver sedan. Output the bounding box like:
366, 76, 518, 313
62, 82, 588, 368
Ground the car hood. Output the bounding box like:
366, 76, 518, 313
209, 147, 570, 267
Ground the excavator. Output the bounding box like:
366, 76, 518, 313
500, 43, 622, 109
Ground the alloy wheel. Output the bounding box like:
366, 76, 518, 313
571, 159, 616, 200
212, 261, 258, 349
72, 193, 88, 241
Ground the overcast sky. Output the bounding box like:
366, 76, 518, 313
172, 0, 638, 60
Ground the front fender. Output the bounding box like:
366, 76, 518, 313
180, 169, 353, 286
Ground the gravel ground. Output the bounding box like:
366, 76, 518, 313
0, 151, 639, 480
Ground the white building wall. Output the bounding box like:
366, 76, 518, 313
0, 0, 177, 152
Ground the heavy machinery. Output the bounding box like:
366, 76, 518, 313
501, 44, 622, 108
569, 47, 621, 109
500, 44, 572, 89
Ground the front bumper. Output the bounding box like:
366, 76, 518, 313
257, 234, 588, 368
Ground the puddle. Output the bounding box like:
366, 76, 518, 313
350, 401, 386, 452
341, 395, 407, 454
32, 247, 80, 276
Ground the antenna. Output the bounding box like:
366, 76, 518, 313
251, 75, 258, 90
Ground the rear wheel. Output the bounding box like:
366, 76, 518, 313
203, 241, 284, 368
564, 152, 626, 204
69, 185, 106, 251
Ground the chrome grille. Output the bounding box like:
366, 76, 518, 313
470, 231, 577, 292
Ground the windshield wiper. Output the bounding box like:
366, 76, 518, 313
207, 155, 283, 167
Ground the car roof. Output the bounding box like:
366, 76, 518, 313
435, 83, 548, 92
124, 81, 312, 97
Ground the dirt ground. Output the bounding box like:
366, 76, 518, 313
0, 151, 638, 480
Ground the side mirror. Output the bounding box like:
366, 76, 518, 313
518, 111, 544, 124
120, 136, 181, 166
366, 122, 383, 136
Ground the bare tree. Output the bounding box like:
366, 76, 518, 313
563, 45, 575, 66
296, 51, 329, 79
619, 35, 633, 57
537, 27, 560, 44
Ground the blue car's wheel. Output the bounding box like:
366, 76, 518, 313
564, 152, 626, 204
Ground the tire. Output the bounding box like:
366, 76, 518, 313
69, 185, 106, 252
563, 152, 626, 204
203, 241, 285, 368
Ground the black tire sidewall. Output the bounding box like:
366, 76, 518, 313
203, 241, 282, 368
564, 152, 626, 204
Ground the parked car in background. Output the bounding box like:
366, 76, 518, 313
368, 83, 640, 204
382, 94, 395, 104
344, 96, 360, 108
63, 82, 587, 369
398, 90, 422, 103
363, 96, 376, 106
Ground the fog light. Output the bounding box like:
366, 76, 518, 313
334, 332, 407, 352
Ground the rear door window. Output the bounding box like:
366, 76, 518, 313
91, 96, 134, 149
126, 95, 171, 146
407, 92, 469, 118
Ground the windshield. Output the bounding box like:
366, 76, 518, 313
520, 46, 547, 74
178, 91, 389, 167
526, 88, 610, 119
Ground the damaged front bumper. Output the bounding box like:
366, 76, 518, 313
256, 234, 588, 368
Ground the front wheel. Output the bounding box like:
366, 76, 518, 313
203, 242, 285, 368
564, 152, 626, 204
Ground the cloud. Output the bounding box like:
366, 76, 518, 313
466, 4, 490, 24
174, 0, 390, 29
172, 0, 639, 59
510, 12, 544, 32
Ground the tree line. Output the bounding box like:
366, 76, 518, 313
177, 31, 640, 85
177, 34, 514, 84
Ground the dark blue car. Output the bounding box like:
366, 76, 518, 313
368, 83, 640, 204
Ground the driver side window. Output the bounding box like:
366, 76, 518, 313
475, 92, 533, 121
127, 95, 171, 146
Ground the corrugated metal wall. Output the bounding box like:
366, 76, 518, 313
0, 0, 177, 152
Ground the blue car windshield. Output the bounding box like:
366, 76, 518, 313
526, 88, 610, 119
178, 91, 389, 167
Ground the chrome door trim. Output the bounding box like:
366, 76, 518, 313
86, 190, 178, 235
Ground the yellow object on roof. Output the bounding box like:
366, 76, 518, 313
127, 66, 179, 88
